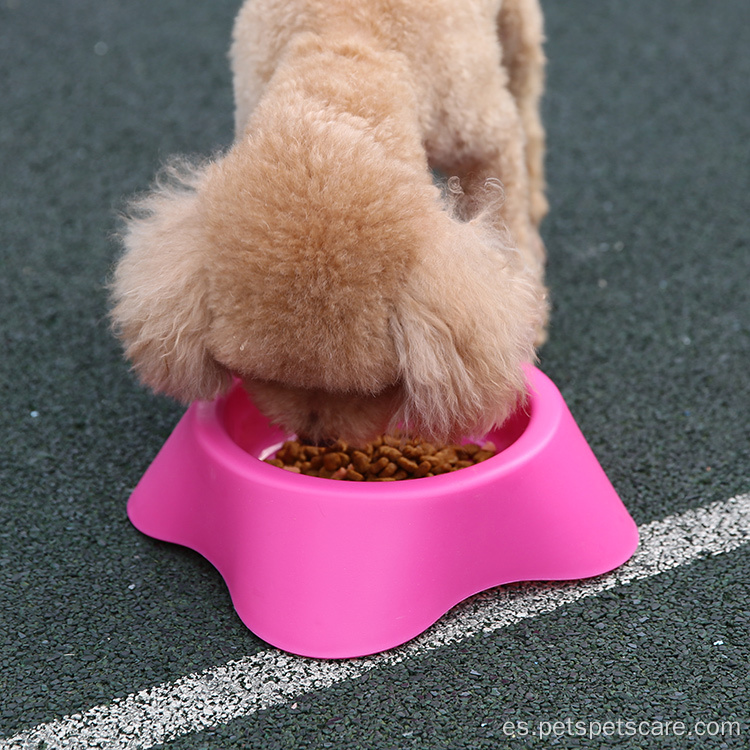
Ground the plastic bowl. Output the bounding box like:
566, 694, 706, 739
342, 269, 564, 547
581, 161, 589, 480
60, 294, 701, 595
127, 366, 638, 658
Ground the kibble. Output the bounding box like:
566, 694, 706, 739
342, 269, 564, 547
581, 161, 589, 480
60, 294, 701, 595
263, 434, 497, 480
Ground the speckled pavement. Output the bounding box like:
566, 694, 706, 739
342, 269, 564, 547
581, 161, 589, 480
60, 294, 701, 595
1, 1, 748, 748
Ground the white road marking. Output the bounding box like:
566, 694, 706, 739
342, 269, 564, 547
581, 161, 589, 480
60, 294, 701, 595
2, 493, 749, 750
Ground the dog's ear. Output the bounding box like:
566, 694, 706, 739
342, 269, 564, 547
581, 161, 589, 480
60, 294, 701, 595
110, 160, 231, 403
390, 216, 543, 441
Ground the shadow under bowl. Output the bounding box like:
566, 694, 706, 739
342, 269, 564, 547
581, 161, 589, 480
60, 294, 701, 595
127, 366, 638, 659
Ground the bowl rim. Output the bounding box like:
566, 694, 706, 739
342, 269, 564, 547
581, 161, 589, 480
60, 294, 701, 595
191, 365, 562, 499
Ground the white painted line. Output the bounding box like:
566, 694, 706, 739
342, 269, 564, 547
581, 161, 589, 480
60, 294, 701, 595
2, 493, 749, 750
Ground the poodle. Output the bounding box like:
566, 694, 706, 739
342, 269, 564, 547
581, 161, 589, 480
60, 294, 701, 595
110, 0, 549, 445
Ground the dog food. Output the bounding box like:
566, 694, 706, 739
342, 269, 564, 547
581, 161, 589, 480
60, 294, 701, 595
264, 434, 497, 480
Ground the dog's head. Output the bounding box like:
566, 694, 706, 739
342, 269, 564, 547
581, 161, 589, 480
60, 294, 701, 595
111, 118, 544, 444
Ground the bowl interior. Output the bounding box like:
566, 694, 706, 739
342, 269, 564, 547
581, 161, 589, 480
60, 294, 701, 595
222, 383, 531, 466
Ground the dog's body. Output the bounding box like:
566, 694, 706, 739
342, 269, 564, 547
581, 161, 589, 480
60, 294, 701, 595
111, 0, 548, 444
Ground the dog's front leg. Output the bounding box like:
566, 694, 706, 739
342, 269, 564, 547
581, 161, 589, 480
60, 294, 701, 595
498, 0, 548, 230
447, 84, 545, 280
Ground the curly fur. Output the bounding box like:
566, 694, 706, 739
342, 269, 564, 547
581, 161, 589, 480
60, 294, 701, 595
110, 0, 549, 444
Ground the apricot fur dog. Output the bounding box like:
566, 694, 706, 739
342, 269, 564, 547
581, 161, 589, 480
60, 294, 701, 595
110, 0, 549, 445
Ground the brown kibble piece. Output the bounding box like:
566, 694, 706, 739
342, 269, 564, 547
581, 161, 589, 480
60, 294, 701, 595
396, 456, 419, 473
379, 461, 398, 478
276, 441, 299, 463
432, 463, 452, 475
351, 451, 371, 473
323, 452, 343, 472
368, 456, 390, 475
378, 446, 402, 461
414, 460, 432, 478
433, 449, 457, 465
401, 444, 424, 459
474, 450, 495, 462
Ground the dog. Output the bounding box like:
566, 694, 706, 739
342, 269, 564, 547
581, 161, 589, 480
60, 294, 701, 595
110, 0, 549, 445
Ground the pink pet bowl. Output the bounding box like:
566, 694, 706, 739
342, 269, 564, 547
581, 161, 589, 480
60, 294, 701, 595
127, 367, 638, 659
